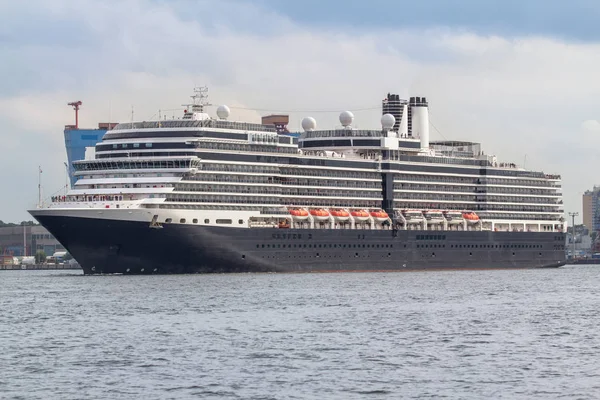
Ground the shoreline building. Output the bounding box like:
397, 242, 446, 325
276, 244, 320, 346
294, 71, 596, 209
582, 189, 596, 231
64, 101, 117, 187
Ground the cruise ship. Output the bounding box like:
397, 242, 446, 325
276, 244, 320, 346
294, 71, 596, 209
29, 88, 567, 274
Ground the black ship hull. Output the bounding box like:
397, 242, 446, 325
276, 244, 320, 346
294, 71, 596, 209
32, 214, 566, 274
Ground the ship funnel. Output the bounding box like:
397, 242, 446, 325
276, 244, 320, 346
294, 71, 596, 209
410, 97, 429, 150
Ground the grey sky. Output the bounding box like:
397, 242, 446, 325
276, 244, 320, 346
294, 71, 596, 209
1, 0, 598, 223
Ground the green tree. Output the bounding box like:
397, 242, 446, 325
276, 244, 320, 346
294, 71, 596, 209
35, 251, 46, 264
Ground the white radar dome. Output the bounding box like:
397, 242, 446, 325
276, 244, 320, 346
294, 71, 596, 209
339, 110, 354, 127
381, 113, 396, 130
216, 105, 231, 120
301, 116, 317, 131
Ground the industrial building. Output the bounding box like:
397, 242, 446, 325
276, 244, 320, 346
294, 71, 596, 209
582, 189, 596, 231
0, 225, 65, 258
64, 101, 117, 187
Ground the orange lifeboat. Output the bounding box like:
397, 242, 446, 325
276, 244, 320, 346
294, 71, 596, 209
310, 208, 330, 221
288, 208, 309, 220
370, 210, 389, 222
462, 211, 480, 223
330, 209, 350, 221
350, 209, 369, 221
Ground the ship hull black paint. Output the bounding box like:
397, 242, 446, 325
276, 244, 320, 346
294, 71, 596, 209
34, 215, 566, 274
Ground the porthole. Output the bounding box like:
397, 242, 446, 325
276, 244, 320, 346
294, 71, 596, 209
165, 218, 172, 223
180, 218, 186, 223
238, 219, 244, 224
204, 219, 209, 223
192, 219, 198, 224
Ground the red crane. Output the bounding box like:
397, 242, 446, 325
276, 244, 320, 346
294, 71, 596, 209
68, 101, 83, 129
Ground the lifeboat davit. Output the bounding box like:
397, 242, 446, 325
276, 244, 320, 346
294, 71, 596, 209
370, 210, 389, 222
462, 211, 480, 223
350, 209, 369, 221
424, 210, 445, 223
443, 210, 464, 224
310, 208, 330, 221
330, 209, 350, 221
288, 208, 309, 220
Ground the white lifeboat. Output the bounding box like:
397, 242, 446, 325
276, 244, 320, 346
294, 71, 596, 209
423, 209, 445, 224
309, 208, 330, 221
330, 209, 350, 222
370, 209, 389, 222
402, 209, 424, 224
350, 209, 369, 222
463, 211, 480, 224
288, 208, 309, 221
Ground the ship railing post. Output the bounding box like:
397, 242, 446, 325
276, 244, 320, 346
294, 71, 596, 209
347, 209, 355, 229
394, 210, 407, 230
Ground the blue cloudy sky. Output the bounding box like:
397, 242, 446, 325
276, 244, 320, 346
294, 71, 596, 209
1, 0, 599, 223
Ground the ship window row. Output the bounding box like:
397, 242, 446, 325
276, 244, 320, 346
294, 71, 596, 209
74, 159, 197, 171
90, 183, 173, 189
97, 151, 197, 159
485, 178, 559, 188
198, 164, 381, 180
108, 143, 155, 149
393, 201, 562, 214
395, 174, 479, 184
397, 153, 490, 167
182, 175, 381, 189
396, 183, 560, 196
479, 212, 562, 220
257, 243, 398, 249
416, 235, 446, 240
171, 187, 382, 199
193, 141, 298, 154
483, 187, 561, 195
485, 196, 561, 205
395, 193, 562, 206
394, 174, 559, 188
280, 168, 380, 180
80, 173, 178, 180
110, 120, 276, 133
163, 196, 380, 208
199, 164, 280, 174
165, 218, 243, 225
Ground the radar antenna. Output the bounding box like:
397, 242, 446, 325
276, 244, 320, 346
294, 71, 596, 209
184, 86, 211, 114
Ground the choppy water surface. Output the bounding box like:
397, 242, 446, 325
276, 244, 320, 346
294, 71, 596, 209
2, 266, 600, 399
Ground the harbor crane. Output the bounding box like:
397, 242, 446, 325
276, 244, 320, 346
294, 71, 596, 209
68, 100, 82, 129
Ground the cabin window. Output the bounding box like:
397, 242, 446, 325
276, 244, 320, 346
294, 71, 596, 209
204, 219, 209, 223
133, 143, 140, 148
180, 218, 186, 223
238, 219, 244, 224
216, 219, 232, 224
145, 143, 152, 148
192, 219, 198, 224
165, 218, 172, 223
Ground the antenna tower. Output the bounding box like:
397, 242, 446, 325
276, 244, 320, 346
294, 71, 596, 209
184, 86, 211, 113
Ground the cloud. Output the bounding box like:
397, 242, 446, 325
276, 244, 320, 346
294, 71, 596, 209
0, 0, 597, 222
582, 120, 600, 132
